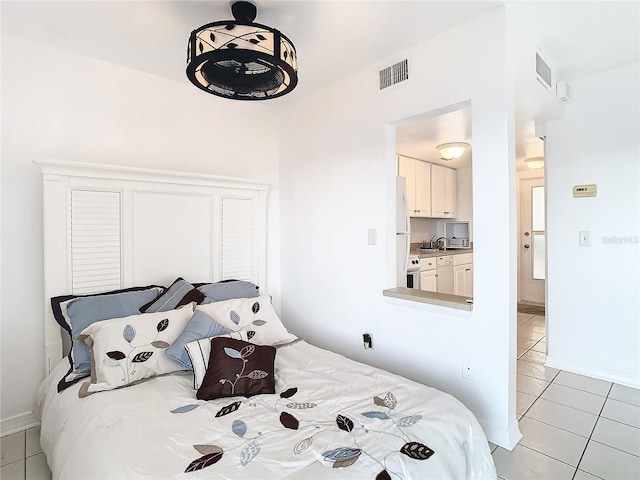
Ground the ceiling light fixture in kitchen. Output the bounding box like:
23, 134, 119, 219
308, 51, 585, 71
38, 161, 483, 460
436, 142, 470, 160
186, 1, 298, 100
525, 157, 545, 169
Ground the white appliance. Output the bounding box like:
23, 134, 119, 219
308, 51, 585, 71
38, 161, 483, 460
396, 176, 411, 287
444, 221, 471, 249
406, 254, 421, 289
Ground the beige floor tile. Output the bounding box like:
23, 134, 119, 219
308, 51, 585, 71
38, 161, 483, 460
26, 452, 51, 480
517, 374, 550, 396
517, 337, 537, 350
26, 426, 42, 457
591, 417, 640, 456
0, 459, 24, 480
609, 383, 640, 407
573, 470, 603, 480
520, 350, 546, 364
518, 417, 588, 467
492, 444, 576, 480
1, 431, 25, 466
579, 440, 640, 480
517, 391, 538, 415
530, 341, 546, 353
517, 360, 559, 382
541, 384, 606, 415
517, 329, 545, 342
525, 397, 598, 438
553, 371, 612, 396
601, 398, 640, 428
517, 347, 527, 359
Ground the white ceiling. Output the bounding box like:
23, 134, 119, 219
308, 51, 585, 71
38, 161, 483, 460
2, 1, 638, 170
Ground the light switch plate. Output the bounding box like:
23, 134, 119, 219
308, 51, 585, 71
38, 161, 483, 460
368, 228, 377, 245
579, 231, 591, 246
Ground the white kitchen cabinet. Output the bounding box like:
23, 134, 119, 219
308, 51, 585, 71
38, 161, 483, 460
420, 269, 437, 292
397, 156, 431, 217
419, 257, 437, 292
431, 164, 457, 218
453, 253, 473, 297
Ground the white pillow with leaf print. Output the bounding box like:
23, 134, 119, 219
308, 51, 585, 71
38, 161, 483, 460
77, 303, 195, 397
196, 295, 297, 347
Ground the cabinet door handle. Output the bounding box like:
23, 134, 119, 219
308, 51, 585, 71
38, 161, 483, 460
465, 268, 471, 271
524, 244, 530, 249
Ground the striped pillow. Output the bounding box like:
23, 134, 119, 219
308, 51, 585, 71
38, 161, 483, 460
141, 278, 204, 313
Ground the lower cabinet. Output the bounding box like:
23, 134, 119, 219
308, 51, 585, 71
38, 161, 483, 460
419, 257, 437, 292
420, 269, 437, 292
453, 255, 473, 297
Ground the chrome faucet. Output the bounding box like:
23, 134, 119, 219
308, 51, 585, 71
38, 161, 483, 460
435, 236, 447, 250
429, 234, 437, 249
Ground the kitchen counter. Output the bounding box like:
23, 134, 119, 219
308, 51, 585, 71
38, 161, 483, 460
412, 248, 473, 258
383, 287, 473, 311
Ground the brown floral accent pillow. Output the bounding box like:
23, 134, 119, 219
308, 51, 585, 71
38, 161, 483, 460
196, 337, 276, 400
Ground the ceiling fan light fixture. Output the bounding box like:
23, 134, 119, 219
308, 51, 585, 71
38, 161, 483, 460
525, 157, 545, 169
186, 1, 298, 100
436, 142, 470, 160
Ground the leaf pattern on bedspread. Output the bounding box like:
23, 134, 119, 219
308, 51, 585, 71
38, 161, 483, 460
184, 387, 436, 476
322, 447, 361, 468
361, 411, 390, 420
280, 387, 298, 398
185, 451, 223, 472
336, 414, 354, 433
239, 440, 260, 466
171, 404, 200, 414
215, 401, 241, 417
280, 411, 299, 430
376, 470, 392, 480
232, 420, 247, 438
400, 442, 435, 460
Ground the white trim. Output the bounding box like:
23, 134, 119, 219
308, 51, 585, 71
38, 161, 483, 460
477, 417, 522, 450
1, 412, 40, 437
546, 355, 640, 389
34, 159, 269, 192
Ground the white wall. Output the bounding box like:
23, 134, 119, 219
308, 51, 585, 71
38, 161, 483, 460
546, 63, 640, 387
277, 11, 521, 448
0, 35, 281, 432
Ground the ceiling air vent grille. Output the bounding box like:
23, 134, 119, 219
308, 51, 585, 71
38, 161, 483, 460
535, 52, 552, 89
379, 59, 408, 90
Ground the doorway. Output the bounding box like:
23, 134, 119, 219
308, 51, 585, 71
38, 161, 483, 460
518, 176, 545, 314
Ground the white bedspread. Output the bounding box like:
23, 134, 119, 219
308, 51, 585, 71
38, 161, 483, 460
38, 340, 496, 479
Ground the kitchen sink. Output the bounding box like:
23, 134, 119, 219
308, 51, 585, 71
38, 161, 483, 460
417, 248, 439, 253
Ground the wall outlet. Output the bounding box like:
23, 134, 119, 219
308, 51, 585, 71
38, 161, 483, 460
462, 358, 472, 378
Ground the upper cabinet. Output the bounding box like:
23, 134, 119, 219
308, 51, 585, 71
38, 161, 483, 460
398, 155, 431, 217
431, 164, 457, 218
398, 156, 457, 219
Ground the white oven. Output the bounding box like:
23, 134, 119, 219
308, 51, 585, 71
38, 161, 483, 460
406, 255, 420, 289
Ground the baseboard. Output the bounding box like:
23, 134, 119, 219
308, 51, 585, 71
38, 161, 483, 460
0, 412, 40, 437
546, 355, 640, 389
478, 417, 522, 451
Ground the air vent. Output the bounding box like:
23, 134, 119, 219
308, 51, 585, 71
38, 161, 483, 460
535, 52, 552, 89
379, 59, 408, 90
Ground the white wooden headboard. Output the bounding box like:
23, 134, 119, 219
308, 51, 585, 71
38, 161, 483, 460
37, 160, 269, 374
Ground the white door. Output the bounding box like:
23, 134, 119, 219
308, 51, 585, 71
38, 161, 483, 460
420, 269, 437, 292
519, 177, 545, 304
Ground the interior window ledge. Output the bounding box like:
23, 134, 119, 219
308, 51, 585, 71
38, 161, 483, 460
382, 287, 473, 311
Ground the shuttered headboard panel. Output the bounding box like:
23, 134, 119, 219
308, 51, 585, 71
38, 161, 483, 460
37, 160, 269, 374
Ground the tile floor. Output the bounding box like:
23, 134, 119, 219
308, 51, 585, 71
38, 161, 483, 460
492, 313, 640, 480
0, 427, 50, 480
2, 315, 638, 480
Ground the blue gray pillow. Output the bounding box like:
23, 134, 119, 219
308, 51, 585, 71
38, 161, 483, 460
165, 310, 232, 369
197, 280, 258, 302
51, 285, 163, 392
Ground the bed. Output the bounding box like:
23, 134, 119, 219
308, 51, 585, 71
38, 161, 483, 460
35, 161, 496, 479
